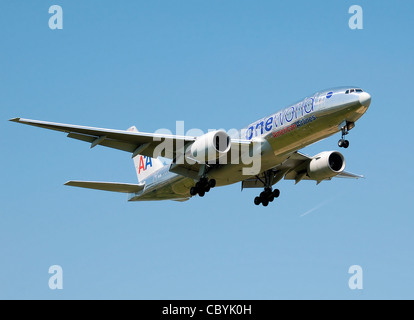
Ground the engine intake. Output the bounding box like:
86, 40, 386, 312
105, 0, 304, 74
188, 130, 231, 163
307, 151, 346, 181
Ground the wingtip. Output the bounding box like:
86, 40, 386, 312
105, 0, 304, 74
9, 117, 21, 122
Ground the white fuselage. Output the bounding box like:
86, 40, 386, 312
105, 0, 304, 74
129, 87, 371, 201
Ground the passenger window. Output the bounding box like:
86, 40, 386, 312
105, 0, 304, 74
345, 90, 349, 94
350, 89, 355, 93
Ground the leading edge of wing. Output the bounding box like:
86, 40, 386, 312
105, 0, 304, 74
9, 117, 196, 142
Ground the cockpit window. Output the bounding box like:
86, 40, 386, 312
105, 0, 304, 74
346, 88, 364, 94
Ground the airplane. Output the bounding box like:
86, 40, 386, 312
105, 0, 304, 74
9, 86, 371, 207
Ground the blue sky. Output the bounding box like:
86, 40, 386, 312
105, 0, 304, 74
1, 0, 413, 299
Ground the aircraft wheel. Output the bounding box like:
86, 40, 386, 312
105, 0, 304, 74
273, 189, 280, 198
208, 179, 216, 188
254, 197, 261, 206
343, 140, 350, 148
338, 139, 344, 148
262, 200, 269, 207
190, 187, 198, 196
198, 190, 205, 197
205, 186, 211, 193
269, 195, 275, 202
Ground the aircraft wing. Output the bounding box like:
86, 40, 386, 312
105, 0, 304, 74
9, 118, 250, 160
334, 171, 365, 179
282, 151, 364, 182
65, 181, 145, 193
242, 151, 363, 188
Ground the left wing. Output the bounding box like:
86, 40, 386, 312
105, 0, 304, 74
9, 118, 250, 161
242, 151, 363, 189
9, 118, 195, 159
282, 151, 364, 182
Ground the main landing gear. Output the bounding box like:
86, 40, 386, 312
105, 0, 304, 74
190, 178, 216, 197
253, 170, 280, 207
254, 188, 280, 207
338, 124, 350, 149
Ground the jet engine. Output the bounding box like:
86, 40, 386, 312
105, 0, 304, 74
187, 130, 231, 163
307, 151, 346, 180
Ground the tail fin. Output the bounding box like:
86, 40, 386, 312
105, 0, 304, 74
127, 126, 164, 182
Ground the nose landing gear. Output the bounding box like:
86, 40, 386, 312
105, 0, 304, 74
338, 122, 352, 148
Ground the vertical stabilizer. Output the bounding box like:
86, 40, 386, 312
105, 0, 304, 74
127, 126, 164, 182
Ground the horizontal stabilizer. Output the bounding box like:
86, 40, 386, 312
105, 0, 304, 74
65, 181, 145, 193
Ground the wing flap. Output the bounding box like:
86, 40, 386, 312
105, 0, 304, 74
65, 181, 145, 193
241, 178, 265, 189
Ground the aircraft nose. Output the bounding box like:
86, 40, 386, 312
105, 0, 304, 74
359, 92, 371, 107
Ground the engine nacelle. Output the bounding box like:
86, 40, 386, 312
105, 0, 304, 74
307, 151, 346, 181
187, 130, 231, 163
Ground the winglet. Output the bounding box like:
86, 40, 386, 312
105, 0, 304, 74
9, 117, 21, 122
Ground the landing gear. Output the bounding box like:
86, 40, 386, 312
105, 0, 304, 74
253, 170, 281, 207
338, 122, 354, 149
338, 139, 349, 148
190, 177, 216, 197
254, 188, 280, 207
338, 126, 350, 149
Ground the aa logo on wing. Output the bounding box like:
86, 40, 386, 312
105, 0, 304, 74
138, 156, 153, 173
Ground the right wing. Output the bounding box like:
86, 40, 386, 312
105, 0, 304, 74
65, 181, 145, 193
